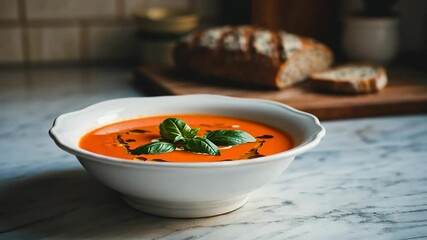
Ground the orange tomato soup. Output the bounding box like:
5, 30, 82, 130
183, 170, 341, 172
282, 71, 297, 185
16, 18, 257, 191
79, 114, 293, 163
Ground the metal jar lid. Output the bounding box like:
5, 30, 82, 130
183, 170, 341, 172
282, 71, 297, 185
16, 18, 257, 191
133, 7, 199, 34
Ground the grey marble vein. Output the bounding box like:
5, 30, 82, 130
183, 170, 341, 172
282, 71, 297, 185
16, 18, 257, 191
0, 67, 426, 240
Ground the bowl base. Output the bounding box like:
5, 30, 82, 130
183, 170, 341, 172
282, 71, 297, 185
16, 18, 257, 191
122, 194, 249, 218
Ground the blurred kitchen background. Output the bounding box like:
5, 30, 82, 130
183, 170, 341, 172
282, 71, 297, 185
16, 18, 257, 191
0, 0, 426, 67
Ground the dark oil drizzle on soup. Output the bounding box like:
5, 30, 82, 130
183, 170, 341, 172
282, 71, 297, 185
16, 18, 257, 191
114, 125, 276, 162
116, 134, 132, 153
256, 134, 274, 139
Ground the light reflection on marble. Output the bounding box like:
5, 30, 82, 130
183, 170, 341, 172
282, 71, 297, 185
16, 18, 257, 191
1, 67, 426, 239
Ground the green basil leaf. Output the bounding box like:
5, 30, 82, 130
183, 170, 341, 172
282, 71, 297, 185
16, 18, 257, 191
131, 142, 176, 155
187, 128, 200, 138
159, 118, 192, 142
205, 130, 256, 146
184, 137, 220, 156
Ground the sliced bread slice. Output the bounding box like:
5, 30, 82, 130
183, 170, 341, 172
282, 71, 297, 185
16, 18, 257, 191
309, 63, 387, 94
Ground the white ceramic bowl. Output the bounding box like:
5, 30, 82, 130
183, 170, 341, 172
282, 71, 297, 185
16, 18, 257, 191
50, 95, 325, 218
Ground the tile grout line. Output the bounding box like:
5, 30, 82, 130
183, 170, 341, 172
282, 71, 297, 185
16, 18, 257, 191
79, 21, 89, 63
116, 0, 126, 19
17, 0, 30, 64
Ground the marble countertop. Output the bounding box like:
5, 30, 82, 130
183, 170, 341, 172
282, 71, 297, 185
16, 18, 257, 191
1, 67, 426, 240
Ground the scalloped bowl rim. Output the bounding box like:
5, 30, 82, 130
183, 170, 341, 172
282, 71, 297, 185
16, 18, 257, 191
49, 94, 325, 168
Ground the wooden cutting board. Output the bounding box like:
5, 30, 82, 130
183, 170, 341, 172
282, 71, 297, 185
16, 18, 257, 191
135, 66, 427, 120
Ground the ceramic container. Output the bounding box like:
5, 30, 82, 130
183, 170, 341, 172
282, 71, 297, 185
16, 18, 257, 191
343, 16, 399, 64
49, 95, 325, 218
133, 8, 198, 65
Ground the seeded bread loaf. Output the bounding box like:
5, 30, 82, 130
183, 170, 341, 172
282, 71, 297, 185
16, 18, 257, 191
173, 25, 334, 89
309, 63, 388, 94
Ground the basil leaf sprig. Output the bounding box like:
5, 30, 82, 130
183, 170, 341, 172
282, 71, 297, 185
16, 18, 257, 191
205, 130, 256, 146
184, 137, 220, 156
159, 118, 199, 142
131, 142, 175, 155
131, 118, 256, 156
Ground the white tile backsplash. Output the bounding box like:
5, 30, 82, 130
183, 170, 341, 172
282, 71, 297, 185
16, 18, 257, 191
0, 0, 219, 64
25, 0, 117, 20
28, 27, 81, 62
0, 0, 19, 20
0, 28, 24, 63
87, 25, 137, 61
